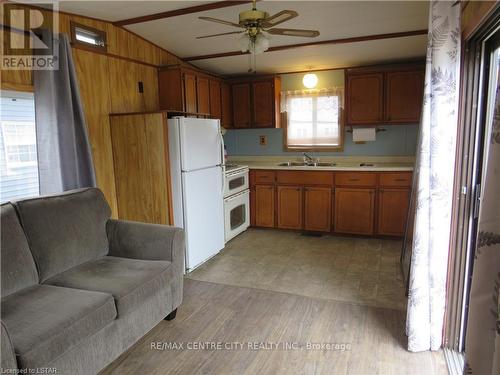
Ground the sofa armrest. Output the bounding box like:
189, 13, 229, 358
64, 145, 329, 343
1, 320, 18, 371
106, 219, 185, 268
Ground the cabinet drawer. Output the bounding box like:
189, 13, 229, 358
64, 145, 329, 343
379, 172, 412, 187
254, 170, 276, 184
335, 172, 377, 187
276, 171, 333, 186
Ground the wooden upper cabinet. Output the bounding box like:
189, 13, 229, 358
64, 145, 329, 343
196, 76, 210, 115
255, 185, 275, 228
334, 188, 375, 235
232, 83, 252, 128
158, 68, 183, 112
159, 66, 223, 116
377, 188, 410, 236
277, 185, 303, 230
346, 64, 425, 126
347, 73, 384, 125
221, 81, 232, 128
209, 79, 222, 119
230, 76, 280, 129
304, 187, 332, 232
253, 80, 274, 128
183, 72, 198, 114
385, 70, 424, 123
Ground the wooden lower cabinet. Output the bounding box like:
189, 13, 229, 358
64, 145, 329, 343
377, 188, 410, 236
249, 169, 411, 237
334, 188, 375, 235
255, 185, 275, 227
277, 185, 303, 230
304, 187, 332, 232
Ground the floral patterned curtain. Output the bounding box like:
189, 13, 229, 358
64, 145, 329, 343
406, 1, 461, 352
465, 55, 500, 375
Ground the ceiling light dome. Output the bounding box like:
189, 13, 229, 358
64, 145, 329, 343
303, 73, 318, 89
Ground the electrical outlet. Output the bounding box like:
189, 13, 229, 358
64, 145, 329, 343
259, 135, 267, 146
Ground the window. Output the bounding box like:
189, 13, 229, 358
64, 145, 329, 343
0, 90, 39, 202
283, 89, 343, 151
70, 22, 107, 52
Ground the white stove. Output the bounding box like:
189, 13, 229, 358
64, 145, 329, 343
222, 164, 250, 242
223, 164, 248, 174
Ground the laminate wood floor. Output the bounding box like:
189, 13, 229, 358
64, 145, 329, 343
188, 229, 407, 310
101, 279, 446, 375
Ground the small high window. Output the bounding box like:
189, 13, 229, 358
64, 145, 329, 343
70, 22, 107, 52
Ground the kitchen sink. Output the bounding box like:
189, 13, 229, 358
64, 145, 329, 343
277, 162, 308, 166
311, 162, 337, 167
277, 161, 337, 167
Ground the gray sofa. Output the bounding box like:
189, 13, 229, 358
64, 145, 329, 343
0, 188, 184, 374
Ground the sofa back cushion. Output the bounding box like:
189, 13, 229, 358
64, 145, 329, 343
1, 203, 39, 298
15, 188, 111, 282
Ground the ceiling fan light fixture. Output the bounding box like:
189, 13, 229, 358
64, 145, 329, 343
253, 33, 270, 54
237, 33, 251, 52
303, 73, 318, 89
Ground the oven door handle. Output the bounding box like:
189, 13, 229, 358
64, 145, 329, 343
224, 189, 249, 202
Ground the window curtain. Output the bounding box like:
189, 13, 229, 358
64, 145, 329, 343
281, 87, 343, 147
406, 1, 461, 352
34, 33, 95, 194
465, 62, 500, 375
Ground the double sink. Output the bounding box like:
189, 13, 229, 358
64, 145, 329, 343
277, 161, 375, 168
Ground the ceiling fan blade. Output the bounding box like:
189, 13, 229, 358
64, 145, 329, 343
198, 16, 243, 28
267, 28, 320, 38
196, 31, 244, 39
261, 10, 298, 28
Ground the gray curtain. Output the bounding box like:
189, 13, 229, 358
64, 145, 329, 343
465, 58, 500, 375
34, 33, 95, 194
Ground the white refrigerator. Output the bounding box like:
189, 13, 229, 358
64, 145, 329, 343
168, 117, 225, 272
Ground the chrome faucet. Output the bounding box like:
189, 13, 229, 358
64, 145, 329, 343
303, 152, 315, 164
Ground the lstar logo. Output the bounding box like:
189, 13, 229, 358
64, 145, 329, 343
1, 2, 59, 70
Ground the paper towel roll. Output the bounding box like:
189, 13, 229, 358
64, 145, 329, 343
352, 127, 376, 142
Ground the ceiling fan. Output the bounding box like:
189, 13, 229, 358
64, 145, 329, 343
197, 0, 320, 53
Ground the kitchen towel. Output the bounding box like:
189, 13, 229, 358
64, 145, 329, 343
352, 127, 376, 142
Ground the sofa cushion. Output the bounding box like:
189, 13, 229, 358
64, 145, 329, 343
15, 188, 111, 282
1, 203, 39, 298
45, 256, 173, 317
1, 284, 116, 370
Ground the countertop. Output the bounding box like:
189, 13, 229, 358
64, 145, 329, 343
227, 156, 415, 172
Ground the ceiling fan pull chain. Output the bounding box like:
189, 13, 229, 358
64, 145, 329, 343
247, 51, 252, 73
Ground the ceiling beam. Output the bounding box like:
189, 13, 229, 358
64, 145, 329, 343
114, 1, 253, 26
183, 29, 428, 61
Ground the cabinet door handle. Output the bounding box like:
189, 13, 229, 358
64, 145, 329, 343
349, 178, 360, 181
394, 178, 407, 182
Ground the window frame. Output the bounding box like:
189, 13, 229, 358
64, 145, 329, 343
0, 89, 40, 202
282, 92, 344, 152
70, 21, 107, 53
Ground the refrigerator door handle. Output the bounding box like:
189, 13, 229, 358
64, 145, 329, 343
219, 123, 225, 195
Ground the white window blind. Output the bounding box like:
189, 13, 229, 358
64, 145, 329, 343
283, 88, 343, 149
0, 90, 39, 202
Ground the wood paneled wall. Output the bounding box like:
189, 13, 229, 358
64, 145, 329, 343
1, 4, 186, 217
